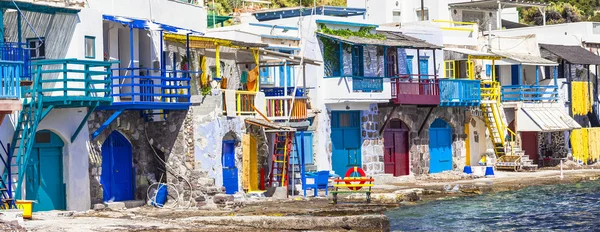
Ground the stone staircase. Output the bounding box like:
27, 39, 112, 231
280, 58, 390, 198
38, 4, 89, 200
497, 143, 538, 171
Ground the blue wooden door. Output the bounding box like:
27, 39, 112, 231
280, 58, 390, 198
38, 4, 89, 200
222, 140, 238, 194
511, 65, 519, 85
429, 119, 453, 173
101, 131, 134, 202
26, 130, 65, 212
331, 111, 362, 175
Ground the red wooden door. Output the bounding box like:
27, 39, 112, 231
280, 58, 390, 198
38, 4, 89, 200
383, 130, 409, 176
521, 132, 539, 164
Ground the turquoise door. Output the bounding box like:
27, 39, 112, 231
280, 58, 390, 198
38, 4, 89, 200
331, 111, 361, 175
419, 57, 429, 76
101, 131, 134, 202
429, 119, 453, 173
26, 130, 65, 212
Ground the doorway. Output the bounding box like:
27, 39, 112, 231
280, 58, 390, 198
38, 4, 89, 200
331, 111, 361, 175
101, 131, 134, 202
26, 130, 66, 211
222, 140, 238, 194
429, 119, 453, 173
383, 119, 410, 176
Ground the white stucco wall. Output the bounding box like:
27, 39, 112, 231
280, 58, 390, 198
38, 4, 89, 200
36, 108, 92, 211
87, 0, 207, 33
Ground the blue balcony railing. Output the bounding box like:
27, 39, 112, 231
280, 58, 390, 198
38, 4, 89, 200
0, 42, 31, 80
110, 67, 197, 108
501, 85, 558, 102
261, 86, 305, 97
439, 79, 481, 106
0, 61, 23, 99
352, 77, 383, 92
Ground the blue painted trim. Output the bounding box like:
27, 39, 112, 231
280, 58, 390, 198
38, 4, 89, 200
249, 23, 298, 30
518, 64, 523, 85
254, 6, 366, 21
553, 66, 558, 86
91, 109, 124, 140
266, 46, 301, 51
315, 19, 378, 28
84, 36, 96, 59
338, 42, 343, 76
0, 1, 80, 14
96, 102, 191, 110
535, 65, 539, 85
260, 34, 300, 41
0, 10, 5, 43
102, 15, 204, 35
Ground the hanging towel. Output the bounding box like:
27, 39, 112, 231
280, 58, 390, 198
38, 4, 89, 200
247, 66, 259, 92
240, 71, 249, 84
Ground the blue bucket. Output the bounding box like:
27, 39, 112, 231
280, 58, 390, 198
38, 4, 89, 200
152, 184, 168, 207
463, 166, 473, 174
484, 166, 495, 177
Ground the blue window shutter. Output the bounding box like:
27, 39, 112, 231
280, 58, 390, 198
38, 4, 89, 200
406, 56, 413, 75
486, 64, 491, 77
303, 132, 313, 165
419, 57, 429, 76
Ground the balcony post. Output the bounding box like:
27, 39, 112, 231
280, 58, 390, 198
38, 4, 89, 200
0, 10, 4, 43
338, 42, 343, 76
416, 48, 421, 81
518, 64, 523, 85
492, 59, 496, 81
383, 46, 387, 77
17, 13, 21, 45
588, 64, 591, 104
535, 65, 539, 85
567, 62, 572, 116
433, 49, 437, 80
553, 65, 558, 87
129, 25, 135, 102
160, 30, 165, 102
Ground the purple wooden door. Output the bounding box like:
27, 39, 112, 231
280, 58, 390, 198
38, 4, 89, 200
384, 127, 410, 176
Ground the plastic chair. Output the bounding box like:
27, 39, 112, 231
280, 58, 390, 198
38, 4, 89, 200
304, 170, 329, 197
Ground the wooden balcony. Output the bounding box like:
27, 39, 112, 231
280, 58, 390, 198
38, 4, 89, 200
501, 85, 559, 102
391, 77, 440, 105
222, 90, 266, 117
265, 96, 308, 121
439, 79, 481, 106
27, 59, 113, 107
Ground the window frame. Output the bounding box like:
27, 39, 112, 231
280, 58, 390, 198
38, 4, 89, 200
445, 61, 456, 78
27, 37, 46, 60
84, 36, 96, 59
416, 9, 429, 21
392, 10, 402, 22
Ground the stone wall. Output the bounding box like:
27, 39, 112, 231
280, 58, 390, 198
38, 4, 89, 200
361, 104, 384, 176
88, 109, 198, 206
375, 105, 468, 175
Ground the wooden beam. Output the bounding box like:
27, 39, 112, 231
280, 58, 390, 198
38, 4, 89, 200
378, 105, 398, 136
91, 109, 124, 140
71, 106, 97, 143
418, 107, 435, 136
251, 105, 271, 123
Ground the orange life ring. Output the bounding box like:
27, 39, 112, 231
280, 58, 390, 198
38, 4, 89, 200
344, 166, 366, 191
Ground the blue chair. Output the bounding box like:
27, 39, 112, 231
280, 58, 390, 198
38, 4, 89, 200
304, 170, 330, 197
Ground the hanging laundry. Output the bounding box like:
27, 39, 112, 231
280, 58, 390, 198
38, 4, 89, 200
588, 128, 600, 163
571, 129, 589, 164
247, 66, 259, 92
240, 71, 249, 84
571, 81, 593, 116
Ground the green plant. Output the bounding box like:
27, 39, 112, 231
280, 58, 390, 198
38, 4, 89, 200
317, 23, 386, 40
201, 84, 212, 96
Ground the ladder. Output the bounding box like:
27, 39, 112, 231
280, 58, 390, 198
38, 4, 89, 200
2, 83, 44, 199
480, 81, 516, 158
288, 135, 302, 194
269, 132, 293, 187
0, 141, 16, 209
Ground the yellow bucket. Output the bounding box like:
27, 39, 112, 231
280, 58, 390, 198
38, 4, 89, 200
15, 200, 34, 219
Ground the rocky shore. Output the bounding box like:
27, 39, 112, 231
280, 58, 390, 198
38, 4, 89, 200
14, 169, 600, 232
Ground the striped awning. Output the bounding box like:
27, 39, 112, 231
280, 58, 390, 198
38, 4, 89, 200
518, 107, 581, 132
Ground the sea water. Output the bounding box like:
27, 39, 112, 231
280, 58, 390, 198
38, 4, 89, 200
386, 180, 600, 231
